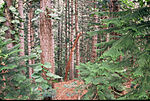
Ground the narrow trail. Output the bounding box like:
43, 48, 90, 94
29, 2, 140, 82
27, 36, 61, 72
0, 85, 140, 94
53, 79, 87, 100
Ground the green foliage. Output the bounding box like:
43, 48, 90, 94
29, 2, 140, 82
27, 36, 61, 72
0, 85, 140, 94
77, 0, 150, 100
0, 17, 6, 23
29, 62, 62, 99
76, 62, 115, 100
0, 30, 61, 100
0, 1, 62, 100
0, 39, 34, 100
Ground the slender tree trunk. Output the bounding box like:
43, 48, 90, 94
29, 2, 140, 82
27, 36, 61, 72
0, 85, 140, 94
69, 0, 74, 80
91, 30, 98, 62
65, 0, 68, 66
91, 0, 98, 63
106, 0, 116, 50
109, 0, 121, 61
18, 0, 25, 57
28, 3, 34, 79
59, 1, 64, 77
40, 0, 55, 74
65, 32, 82, 81
18, 0, 26, 75
85, 11, 90, 62
57, 0, 61, 75
2, 0, 13, 90
68, 0, 71, 58
75, 0, 80, 78
80, 2, 85, 63
4, 0, 13, 49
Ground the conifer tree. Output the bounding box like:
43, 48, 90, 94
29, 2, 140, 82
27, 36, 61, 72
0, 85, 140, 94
40, 0, 55, 74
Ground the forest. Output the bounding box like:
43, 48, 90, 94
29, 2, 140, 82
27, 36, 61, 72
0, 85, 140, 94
0, 0, 150, 100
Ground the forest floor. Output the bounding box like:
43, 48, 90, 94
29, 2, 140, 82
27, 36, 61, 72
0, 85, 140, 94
53, 79, 87, 100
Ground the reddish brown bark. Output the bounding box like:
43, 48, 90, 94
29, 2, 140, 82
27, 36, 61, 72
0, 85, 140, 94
109, 0, 119, 13
65, 32, 83, 81
18, 0, 25, 56
40, 0, 55, 74
4, 0, 13, 49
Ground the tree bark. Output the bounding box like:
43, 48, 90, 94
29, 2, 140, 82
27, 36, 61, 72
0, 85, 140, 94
91, 0, 98, 63
65, 32, 82, 81
69, 0, 74, 80
59, 0, 65, 77
18, 0, 25, 57
28, 2, 34, 79
57, 0, 61, 75
4, 0, 13, 49
65, 0, 68, 66
40, 0, 55, 74
75, 0, 80, 78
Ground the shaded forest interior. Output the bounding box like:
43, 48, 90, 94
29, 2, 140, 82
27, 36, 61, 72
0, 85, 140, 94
0, 0, 150, 100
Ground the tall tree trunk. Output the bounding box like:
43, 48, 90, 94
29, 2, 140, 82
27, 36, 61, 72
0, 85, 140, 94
69, 0, 74, 80
57, 0, 61, 75
65, 32, 82, 81
18, 0, 26, 75
91, 0, 98, 63
75, 0, 80, 78
2, 0, 13, 90
80, 1, 85, 63
65, 0, 68, 66
68, 0, 71, 58
18, 0, 25, 57
4, 0, 13, 49
40, 0, 55, 74
109, 0, 121, 61
59, 1, 64, 77
28, 3, 34, 79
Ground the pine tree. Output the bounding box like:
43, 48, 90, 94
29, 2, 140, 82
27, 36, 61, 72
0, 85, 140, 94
4, 0, 13, 49
18, 0, 25, 57
40, 0, 55, 74
69, 0, 75, 80
27, 2, 34, 79
75, 0, 80, 78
